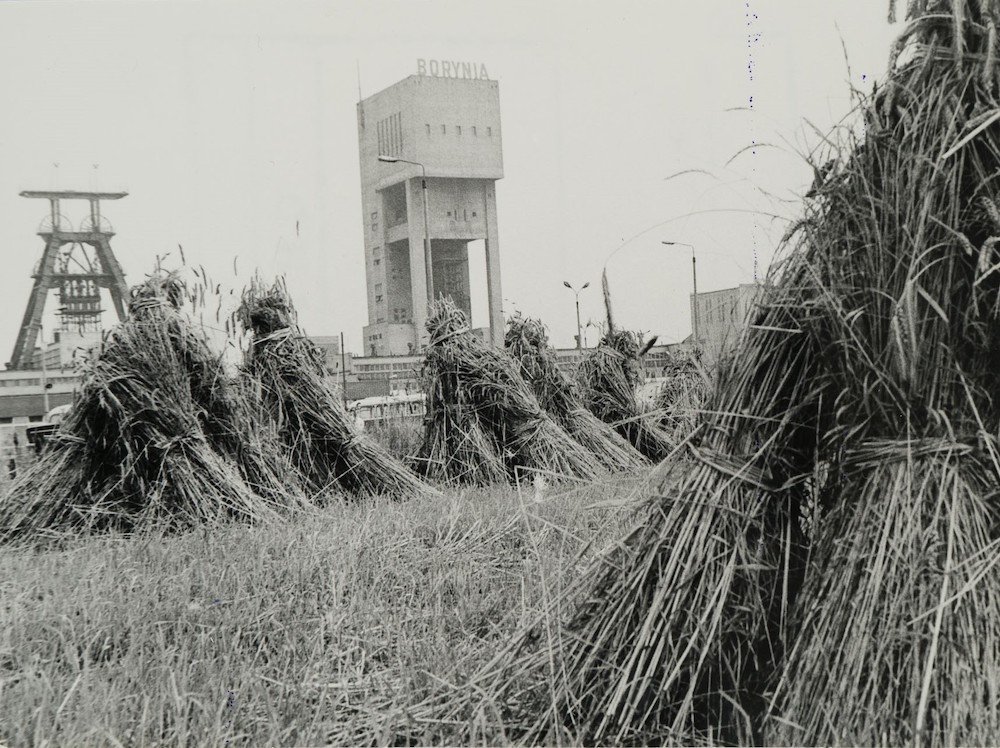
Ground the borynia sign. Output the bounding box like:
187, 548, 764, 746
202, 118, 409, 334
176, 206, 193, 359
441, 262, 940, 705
417, 59, 490, 80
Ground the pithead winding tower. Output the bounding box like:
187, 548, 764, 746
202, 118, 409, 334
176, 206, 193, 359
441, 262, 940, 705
8, 190, 129, 370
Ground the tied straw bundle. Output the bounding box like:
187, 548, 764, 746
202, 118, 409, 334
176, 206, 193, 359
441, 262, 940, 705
0, 272, 295, 542
576, 327, 676, 462
652, 346, 704, 441
763, 1, 1000, 742
238, 278, 433, 500
418, 299, 602, 485
504, 313, 648, 472
431, 2, 1000, 745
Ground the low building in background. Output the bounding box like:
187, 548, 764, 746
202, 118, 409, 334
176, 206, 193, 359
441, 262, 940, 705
0, 369, 79, 427
351, 354, 423, 392
310, 335, 353, 377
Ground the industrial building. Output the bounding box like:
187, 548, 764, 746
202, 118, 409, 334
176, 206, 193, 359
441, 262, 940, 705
690, 283, 763, 363
357, 70, 504, 355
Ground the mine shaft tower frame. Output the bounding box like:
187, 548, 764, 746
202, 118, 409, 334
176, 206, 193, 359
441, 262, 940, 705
8, 190, 129, 370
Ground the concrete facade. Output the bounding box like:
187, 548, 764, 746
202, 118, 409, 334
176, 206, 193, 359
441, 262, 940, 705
357, 74, 504, 355
690, 283, 763, 364
0, 369, 80, 422
40, 329, 102, 370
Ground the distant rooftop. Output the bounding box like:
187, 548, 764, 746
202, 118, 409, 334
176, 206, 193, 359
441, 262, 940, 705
20, 190, 127, 200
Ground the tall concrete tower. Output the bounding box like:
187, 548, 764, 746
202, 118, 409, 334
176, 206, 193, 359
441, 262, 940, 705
357, 68, 503, 355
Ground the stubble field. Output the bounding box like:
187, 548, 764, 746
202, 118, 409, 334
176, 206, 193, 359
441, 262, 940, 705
0, 475, 647, 746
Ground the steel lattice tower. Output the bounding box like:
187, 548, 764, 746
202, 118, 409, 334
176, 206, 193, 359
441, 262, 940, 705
8, 190, 129, 370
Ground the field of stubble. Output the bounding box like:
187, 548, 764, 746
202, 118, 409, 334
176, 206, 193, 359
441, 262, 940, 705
0, 476, 646, 746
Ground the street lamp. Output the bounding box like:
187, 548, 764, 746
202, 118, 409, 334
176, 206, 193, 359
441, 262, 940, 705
662, 241, 698, 351
563, 281, 590, 350
377, 155, 433, 304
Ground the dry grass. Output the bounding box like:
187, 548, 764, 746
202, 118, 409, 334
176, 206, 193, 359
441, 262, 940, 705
0, 477, 642, 746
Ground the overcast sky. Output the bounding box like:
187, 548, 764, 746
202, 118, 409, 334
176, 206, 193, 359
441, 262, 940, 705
0, 1, 898, 354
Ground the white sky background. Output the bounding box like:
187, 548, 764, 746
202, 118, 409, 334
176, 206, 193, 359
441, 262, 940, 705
0, 1, 899, 354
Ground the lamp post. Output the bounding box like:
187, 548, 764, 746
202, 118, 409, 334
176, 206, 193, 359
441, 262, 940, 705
377, 155, 433, 305
562, 281, 590, 350
662, 241, 698, 351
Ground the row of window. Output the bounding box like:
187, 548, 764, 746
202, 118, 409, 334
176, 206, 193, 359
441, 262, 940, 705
356, 362, 418, 372
426, 123, 493, 138
377, 112, 404, 158
0, 375, 78, 388
358, 372, 419, 381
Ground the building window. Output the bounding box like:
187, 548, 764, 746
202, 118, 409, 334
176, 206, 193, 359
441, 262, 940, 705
425, 123, 431, 136
377, 112, 404, 157
376, 295, 383, 302
441, 124, 446, 134
374, 258, 381, 266
487, 126, 492, 136
456, 125, 462, 136
472, 126, 477, 136
472, 211, 477, 217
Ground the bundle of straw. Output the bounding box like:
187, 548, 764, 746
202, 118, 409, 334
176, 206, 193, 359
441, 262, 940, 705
132, 273, 305, 506
238, 278, 433, 500
0, 272, 288, 541
763, 3, 1000, 740
652, 347, 704, 441
490, 305, 821, 745
576, 329, 675, 462
504, 313, 648, 472
449, 2, 1000, 744
419, 299, 602, 485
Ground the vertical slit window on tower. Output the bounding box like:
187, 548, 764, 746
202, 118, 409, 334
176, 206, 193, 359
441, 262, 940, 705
456, 125, 461, 137
425, 123, 430, 136
472, 126, 477, 136
487, 126, 492, 137
441, 124, 446, 134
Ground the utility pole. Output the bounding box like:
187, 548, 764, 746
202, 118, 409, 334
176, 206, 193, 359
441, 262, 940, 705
340, 331, 349, 407
38, 321, 50, 414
